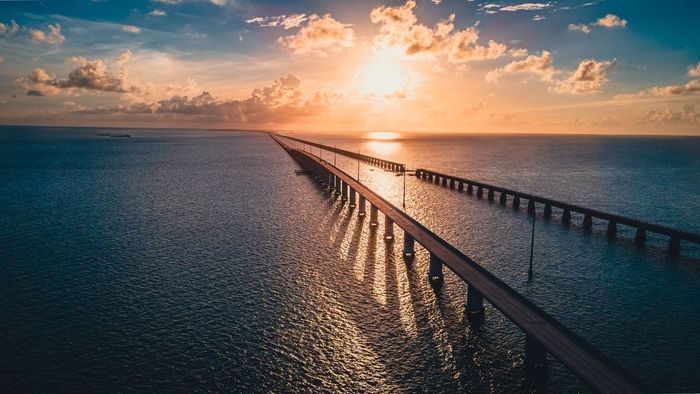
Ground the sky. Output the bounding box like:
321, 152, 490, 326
0, 0, 699, 134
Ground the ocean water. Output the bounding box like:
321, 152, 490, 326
1, 126, 699, 392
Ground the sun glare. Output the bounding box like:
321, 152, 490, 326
357, 57, 411, 98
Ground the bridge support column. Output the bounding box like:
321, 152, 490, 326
415, 170, 421, 178
449, 179, 455, 189
607, 221, 617, 238
335, 176, 341, 196
428, 253, 444, 286
349, 188, 356, 208
669, 236, 680, 255
428, 173, 433, 181
527, 199, 535, 214
403, 233, 415, 261
544, 204, 552, 218
466, 285, 485, 321
441, 177, 448, 187
477, 186, 483, 198
384, 216, 394, 241
562, 209, 571, 223
634, 228, 646, 245
513, 196, 520, 209
458, 181, 464, 192
370, 205, 379, 227
435, 175, 440, 185
525, 334, 547, 371
467, 184, 473, 194
341, 181, 348, 201
500, 192, 508, 205
583, 214, 593, 229
358, 195, 366, 216
487, 189, 495, 201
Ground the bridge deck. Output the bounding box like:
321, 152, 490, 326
417, 168, 700, 244
271, 134, 646, 393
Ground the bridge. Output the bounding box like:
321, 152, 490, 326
278, 134, 406, 172
415, 168, 699, 255
270, 134, 646, 393
275, 134, 699, 256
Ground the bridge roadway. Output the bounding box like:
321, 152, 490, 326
416, 168, 699, 254
276, 134, 405, 172
270, 134, 646, 393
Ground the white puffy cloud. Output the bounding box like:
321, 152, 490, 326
149, 10, 167, 16
569, 14, 627, 34
278, 14, 354, 56
486, 52, 614, 94
73, 75, 329, 124
0, 20, 20, 35
122, 25, 141, 34
371, 1, 508, 63
615, 79, 700, 99
638, 104, 700, 125
499, 2, 553, 12
245, 14, 308, 30
688, 62, 700, 77
29, 24, 65, 45
19, 54, 139, 96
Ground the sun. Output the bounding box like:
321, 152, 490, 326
357, 57, 412, 98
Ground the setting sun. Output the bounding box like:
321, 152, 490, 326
357, 57, 413, 99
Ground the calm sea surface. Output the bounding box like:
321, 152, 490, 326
1, 126, 699, 392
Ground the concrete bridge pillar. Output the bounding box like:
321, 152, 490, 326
527, 199, 535, 213
562, 208, 571, 223
428, 173, 433, 181
403, 233, 415, 261
500, 192, 508, 205
341, 181, 348, 201
384, 216, 394, 241
434, 175, 440, 185
634, 228, 646, 245
467, 184, 474, 194
466, 285, 485, 320
370, 205, 379, 227
415, 170, 421, 177
477, 186, 483, 198
458, 181, 464, 192
544, 204, 552, 218
669, 236, 681, 255
358, 195, 366, 217
349, 188, 356, 208
513, 195, 520, 209
335, 176, 341, 196
428, 253, 444, 286
525, 334, 547, 371
487, 189, 495, 201
441, 177, 448, 187
583, 214, 593, 229
449, 179, 455, 189
607, 221, 617, 238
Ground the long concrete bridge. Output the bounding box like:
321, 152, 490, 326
270, 134, 646, 393
277, 134, 406, 172
415, 168, 700, 255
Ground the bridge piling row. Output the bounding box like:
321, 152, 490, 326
414, 169, 695, 255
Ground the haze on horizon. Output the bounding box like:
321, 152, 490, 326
0, 0, 699, 135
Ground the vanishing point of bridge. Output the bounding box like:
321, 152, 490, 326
270, 134, 646, 393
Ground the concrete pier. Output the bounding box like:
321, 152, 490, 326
562, 208, 571, 224
669, 236, 681, 255
527, 199, 536, 214
607, 221, 617, 238
403, 233, 415, 261
544, 203, 552, 218
467, 184, 473, 194
341, 181, 348, 201
513, 195, 520, 209
385, 217, 394, 241
370, 204, 379, 227
477, 186, 484, 198
466, 285, 485, 320
525, 334, 547, 371
634, 228, 646, 245
487, 189, 495, 201
458, 181, 464, 192
358, 195, 366, 216
428, 252, 444, 286
500, 192, 508, 205
583, 214, 593, 229
441, 177, 447, 187
449, 179, 455, 189
335, 176, 341, 196
349, 188, 356, 208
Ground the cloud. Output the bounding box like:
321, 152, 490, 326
595, 14, 627, 28
688, 62, 700, 77
554, 59, 615, 94
122, 25, 141, 34
73, 74, 328, 123
615, 79, 700, 99
278, 14, 354, 56
149, 10, 167, 16
29, 24, 65, 45
152, 0, 228, 6
114, 50, 133, 66
0, 20, 20, 35
638, 104, 700, 125
499, 2, 553, 12
569, 14, 627, 34
486, 51, 555, 82
370, 1, 509, 63
19, 54, 139, 96
532, 15, 546, 21
486, 53, 614, 94
245, 14, 308, 30
432, 0, 442, 4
